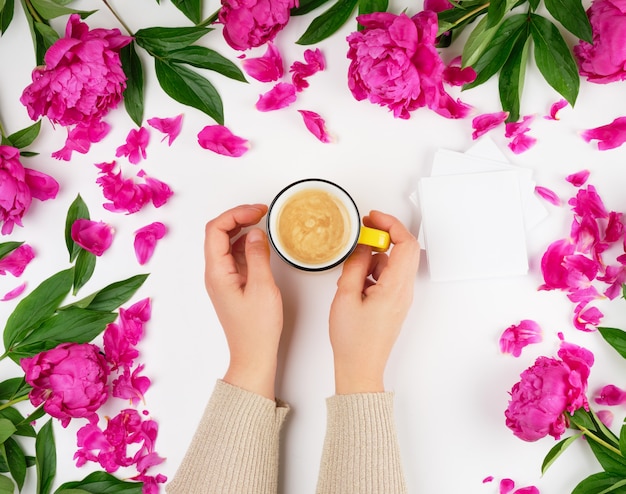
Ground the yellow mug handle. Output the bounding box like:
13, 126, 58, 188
357, 226, 390, 252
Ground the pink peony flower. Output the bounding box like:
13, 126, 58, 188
71, 219, 114, 256
581, 116, 626, 150
20, 342, 110, 427
147, 114, 183, 145
255, 82, 297, 111
290, 48, 325, 91
198, 125, 250, 156
218, 0, 296, 50
116, 127, 150, 164
0, 145, 59, 234
346, 12, 472, 120
0, 244, 35, 276
20, 14, 132, 127
471, 111, 508, 139
134, 222, 167, 265
499, 320, 543, 357
298, 110, 331, 143
242, 42, 284, 82
574, 0, 626, 83
505, 340, 594, 441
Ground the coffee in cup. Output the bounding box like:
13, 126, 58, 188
267, 179, 390, 271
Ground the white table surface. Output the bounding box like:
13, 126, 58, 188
2, 1, 626, 492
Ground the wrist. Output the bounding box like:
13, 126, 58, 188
223, 359, 277, 400
334, 365, 385, 394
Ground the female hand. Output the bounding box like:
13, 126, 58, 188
204, 204, 283, 400
329, 210, 420, 394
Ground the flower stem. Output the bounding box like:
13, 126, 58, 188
0, 395, 29, 412
453, 2, 489, 28
198, 8, 221, 27
101, 0, 134, 36
579, 425, 623, 456
23, 0, 44, 24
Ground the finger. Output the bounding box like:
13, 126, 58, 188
336, 244, 372, 297
369, 252, 389, 282
232, 233, 248, 280
204, 204, 268, 281
363, 211, 420, 286
243, 228, 275, 291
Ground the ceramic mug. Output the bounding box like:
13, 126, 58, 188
266, 178, 390, 271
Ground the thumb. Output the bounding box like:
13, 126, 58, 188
336, 244, 371, 297
244, 228, 275, 288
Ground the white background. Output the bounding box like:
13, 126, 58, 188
1, 0, 626, 492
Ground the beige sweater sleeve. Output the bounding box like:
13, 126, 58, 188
165, 379, 289, 494
316, 392, 408, 494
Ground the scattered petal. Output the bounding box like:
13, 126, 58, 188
566, 170, 590, 187
499, 320, 543, 357
483, 476, 494, 483
112, 364, 152, 406
298, 110, 332, 143
595, 384, 626, 406
500, 479, 515, 494
545, 99, 568, 120
508, 134, 537, 154
290, 49, 325, 91
242, 42, 284, 82
471, 111, 508, 140
24, 168, 59, 201
573, 302, 603, 331
2, 282, 27, 301
535, 186, 561, 206
443, 56, 476, 86
147, 114, 183, 145
134, 222, 167, 265
0, 244, 35, 276
52, 120, 111, 161
582, 116, 626, 150
71, 219, 114, 256
197, 125, 249, 157
116, 127, 150, 164
597, 409, 614, 428
255, 82, 297, 111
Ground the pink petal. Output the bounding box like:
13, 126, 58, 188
573, 303, 603, 331
116, 127, 150, 164
505, 115, 535, 137
52, 120, 111, 161
566, 170, 590, 187
197, 125, 249, 157
298, 110, 331, 143
255, 82, 297, 111
499, 319, 543, 357
242, 42, 284, 82
24, 169, 59, 201
0, 244, 35, 276
443, 56, 476, 86
514, 487, 540, 494
594, 384, 626, 406
535, 185, 561, 206
290, 49, 325, 91
471, 111, 508, 140
545, 99, 568, 120
508, 133, 537, 154
71, 219, 114, 256
134, 222, 167, 265
582, 116, 626, 150
2, 282, 27, 301
500, 479, 515, 494
483, 476, 494, 483
597, 409, 614, 428
137, 170, 174, 208
147, 114, 183, 145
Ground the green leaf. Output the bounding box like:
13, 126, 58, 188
0, 0, 14, 35
358, 0, 388, 16
121, 42, 145, 127
296, 0, 359, 45
10, 308, 117, 360
544, 0, 592, 43
291, 0, 332, 16
0, 378, 28, 402
64, 194, 89, 263
586, 435, 626, 475
530, 14, 579, 106
3, 268, 73, 352
171, 0, 202, 24
541, 432, 582, 475
73, 249, 96, 295
54, 471, 143, 493
0, 406, 36, 438
498, 31, 530, 122
462, 15, 500, 68
464, 14, 528, 90
166, 45, 247, 82
598, 327, 626, 359
437, 0, 490, 37
135, 26, 211, 56
486, 0, 506, 28
0, 242, 23, 260
28, 0, 94, 19
154, 59, 224, 124
6, 120, 41, 149
0, 474, 14, 494
65, 274, 149, 312
36, 420, 55, 494
0, 419, 16, 445
620, 420, 626, 456
572, 472, 626, 494
5, 437, 26, 491
33, 21, 59, 51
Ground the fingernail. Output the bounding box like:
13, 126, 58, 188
247, 228, 265, 243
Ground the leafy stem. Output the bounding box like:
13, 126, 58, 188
198, 8, 220, 27
23, 0, 44, 23
102, 0, 134, 36
0, 394, 29, 412
578, 425, 623, 457
453, 2, 490, 29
